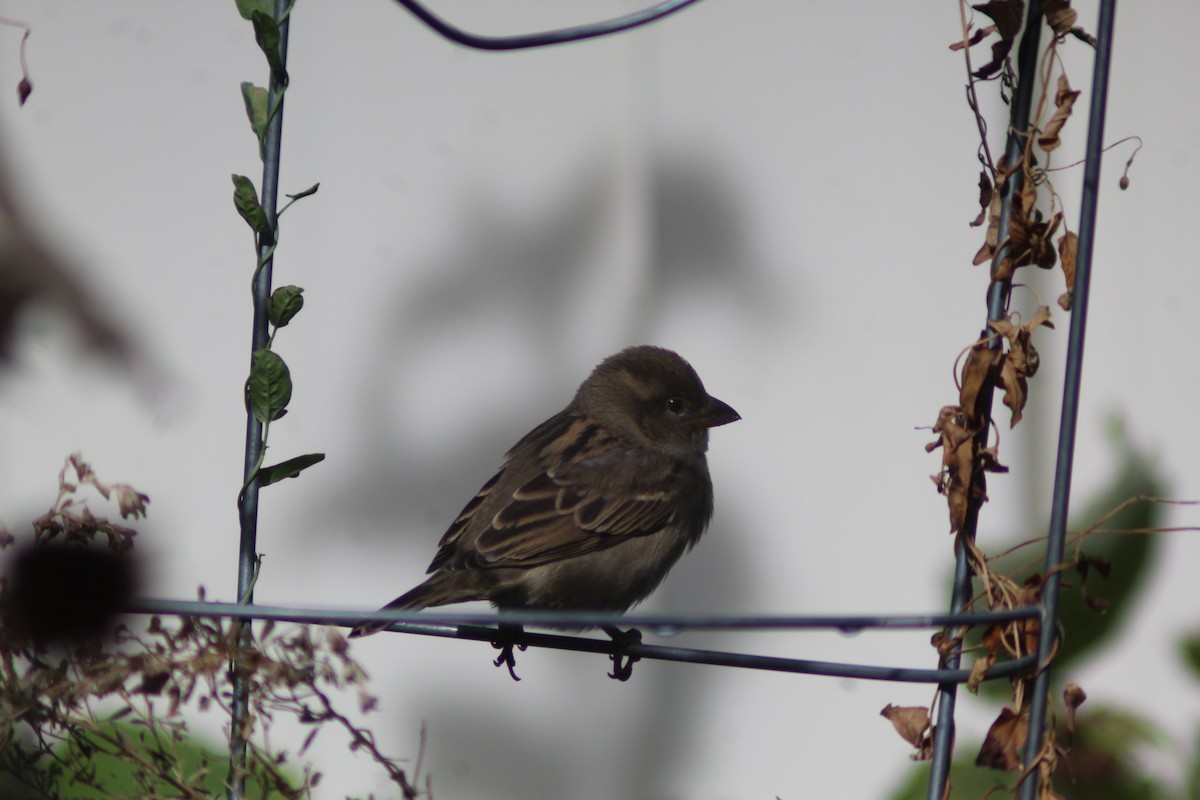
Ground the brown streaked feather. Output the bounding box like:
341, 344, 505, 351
426, 467, 502, 572
471, 448, 684, 567
431, 410, 689, 572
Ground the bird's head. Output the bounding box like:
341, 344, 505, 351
576, 345, 740, 456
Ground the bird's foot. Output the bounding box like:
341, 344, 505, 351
491, 624, 527, 682
602, 625, 642, 681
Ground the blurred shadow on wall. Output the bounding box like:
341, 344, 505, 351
320, 148, 787, 798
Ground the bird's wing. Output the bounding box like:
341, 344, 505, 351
429, 417, 685, 571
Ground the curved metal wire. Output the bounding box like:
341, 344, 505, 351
125, 598, 1039, 685
392, 0, 705, 51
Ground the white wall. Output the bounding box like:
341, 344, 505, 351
1, 2, 1197, 797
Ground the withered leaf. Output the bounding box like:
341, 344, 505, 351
1076, 553, 1112, 581
1016, 578, 1043, 655
971, 0, 1026, 80
929, 407, 982, 533
983, 171, 1060, 279
967, 652, 995, 693
978, 444, 1009, 474
1057, 231, 1078, 310
989, 308, 1053, 426
1038, 74, 1081, 152
997, 354, 1027, 426
982, 624, 1004, 655
1045, 0, 1097, 45
1043, 0, 1077, 34
950, 24, 996, 51
1062, 683, 1087, 734
1013, 207, 1062, 273
881, 705, 933, 759
973, 174, 1004, 264
960, 340, 999, 425
931, 628, 962, 656
976, 707, 1028, 771
971, 170, 995, 227
974, 0, 1025, 40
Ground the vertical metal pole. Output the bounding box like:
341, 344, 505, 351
1016, 1, 1116, 796
229, 2, 290, 798
927, 3, 1045, 797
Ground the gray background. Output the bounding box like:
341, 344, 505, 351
1, 2, 1197, 797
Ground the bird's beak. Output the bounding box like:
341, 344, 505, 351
695, 395, 741, 428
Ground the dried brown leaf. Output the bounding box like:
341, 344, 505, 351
950, 24, 996, 51
960, 341, 999, 425
1009, 205, 1061, 274
881, 704, 933, 759
1062, 683, 1087, 734
971, 0, 1026, 80
967, 651, 995, 693
976, 707, 1028, 771
942, 417, 978, 532
975, 0, 1025, 40
996, 354, 1028, 427
1016, 578, 1043, 654
1057, 231, 1078, 310
978, 444, 1009, 474
1076, 553, 1112, 581
1044, 0, 1078, 34
1046, 0, 1097, 45
973, 179, 1004, 264
989, 308, 1053, 427
1038, 74, 1081, 152
971, 171, 995, 227
982, 624, 1004, 655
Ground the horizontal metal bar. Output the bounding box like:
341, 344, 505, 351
122, 598, 1037, 684
376, 621, 1038, 684
125, 598, 1038, 632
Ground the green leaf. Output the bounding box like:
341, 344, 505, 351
240, 82, 268, 140
1181, 633, 1200, 683
232, 174, 274, 244
268, 285, 304, 328
1034, 420, 1166, 674
247, 349, 291, 423
1187, 723, 1200, 800
286, 183, 320, 201
235, 0, 272, 21
252, 11, 289, 87
971, 417, 1168, 699
258, 453, 325, 487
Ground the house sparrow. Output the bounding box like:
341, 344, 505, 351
350, 345, 739, 674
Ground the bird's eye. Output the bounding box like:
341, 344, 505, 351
665, 397, 687, 415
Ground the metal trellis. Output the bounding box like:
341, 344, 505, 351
208, 1, 1119, 798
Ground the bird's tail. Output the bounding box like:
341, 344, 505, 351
348, 572, 487, 638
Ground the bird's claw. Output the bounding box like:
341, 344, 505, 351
491, 625, 527, 682
603, 625, 642, 681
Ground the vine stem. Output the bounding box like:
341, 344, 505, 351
926, 2, 1047, 797
229, 1, 290, 798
